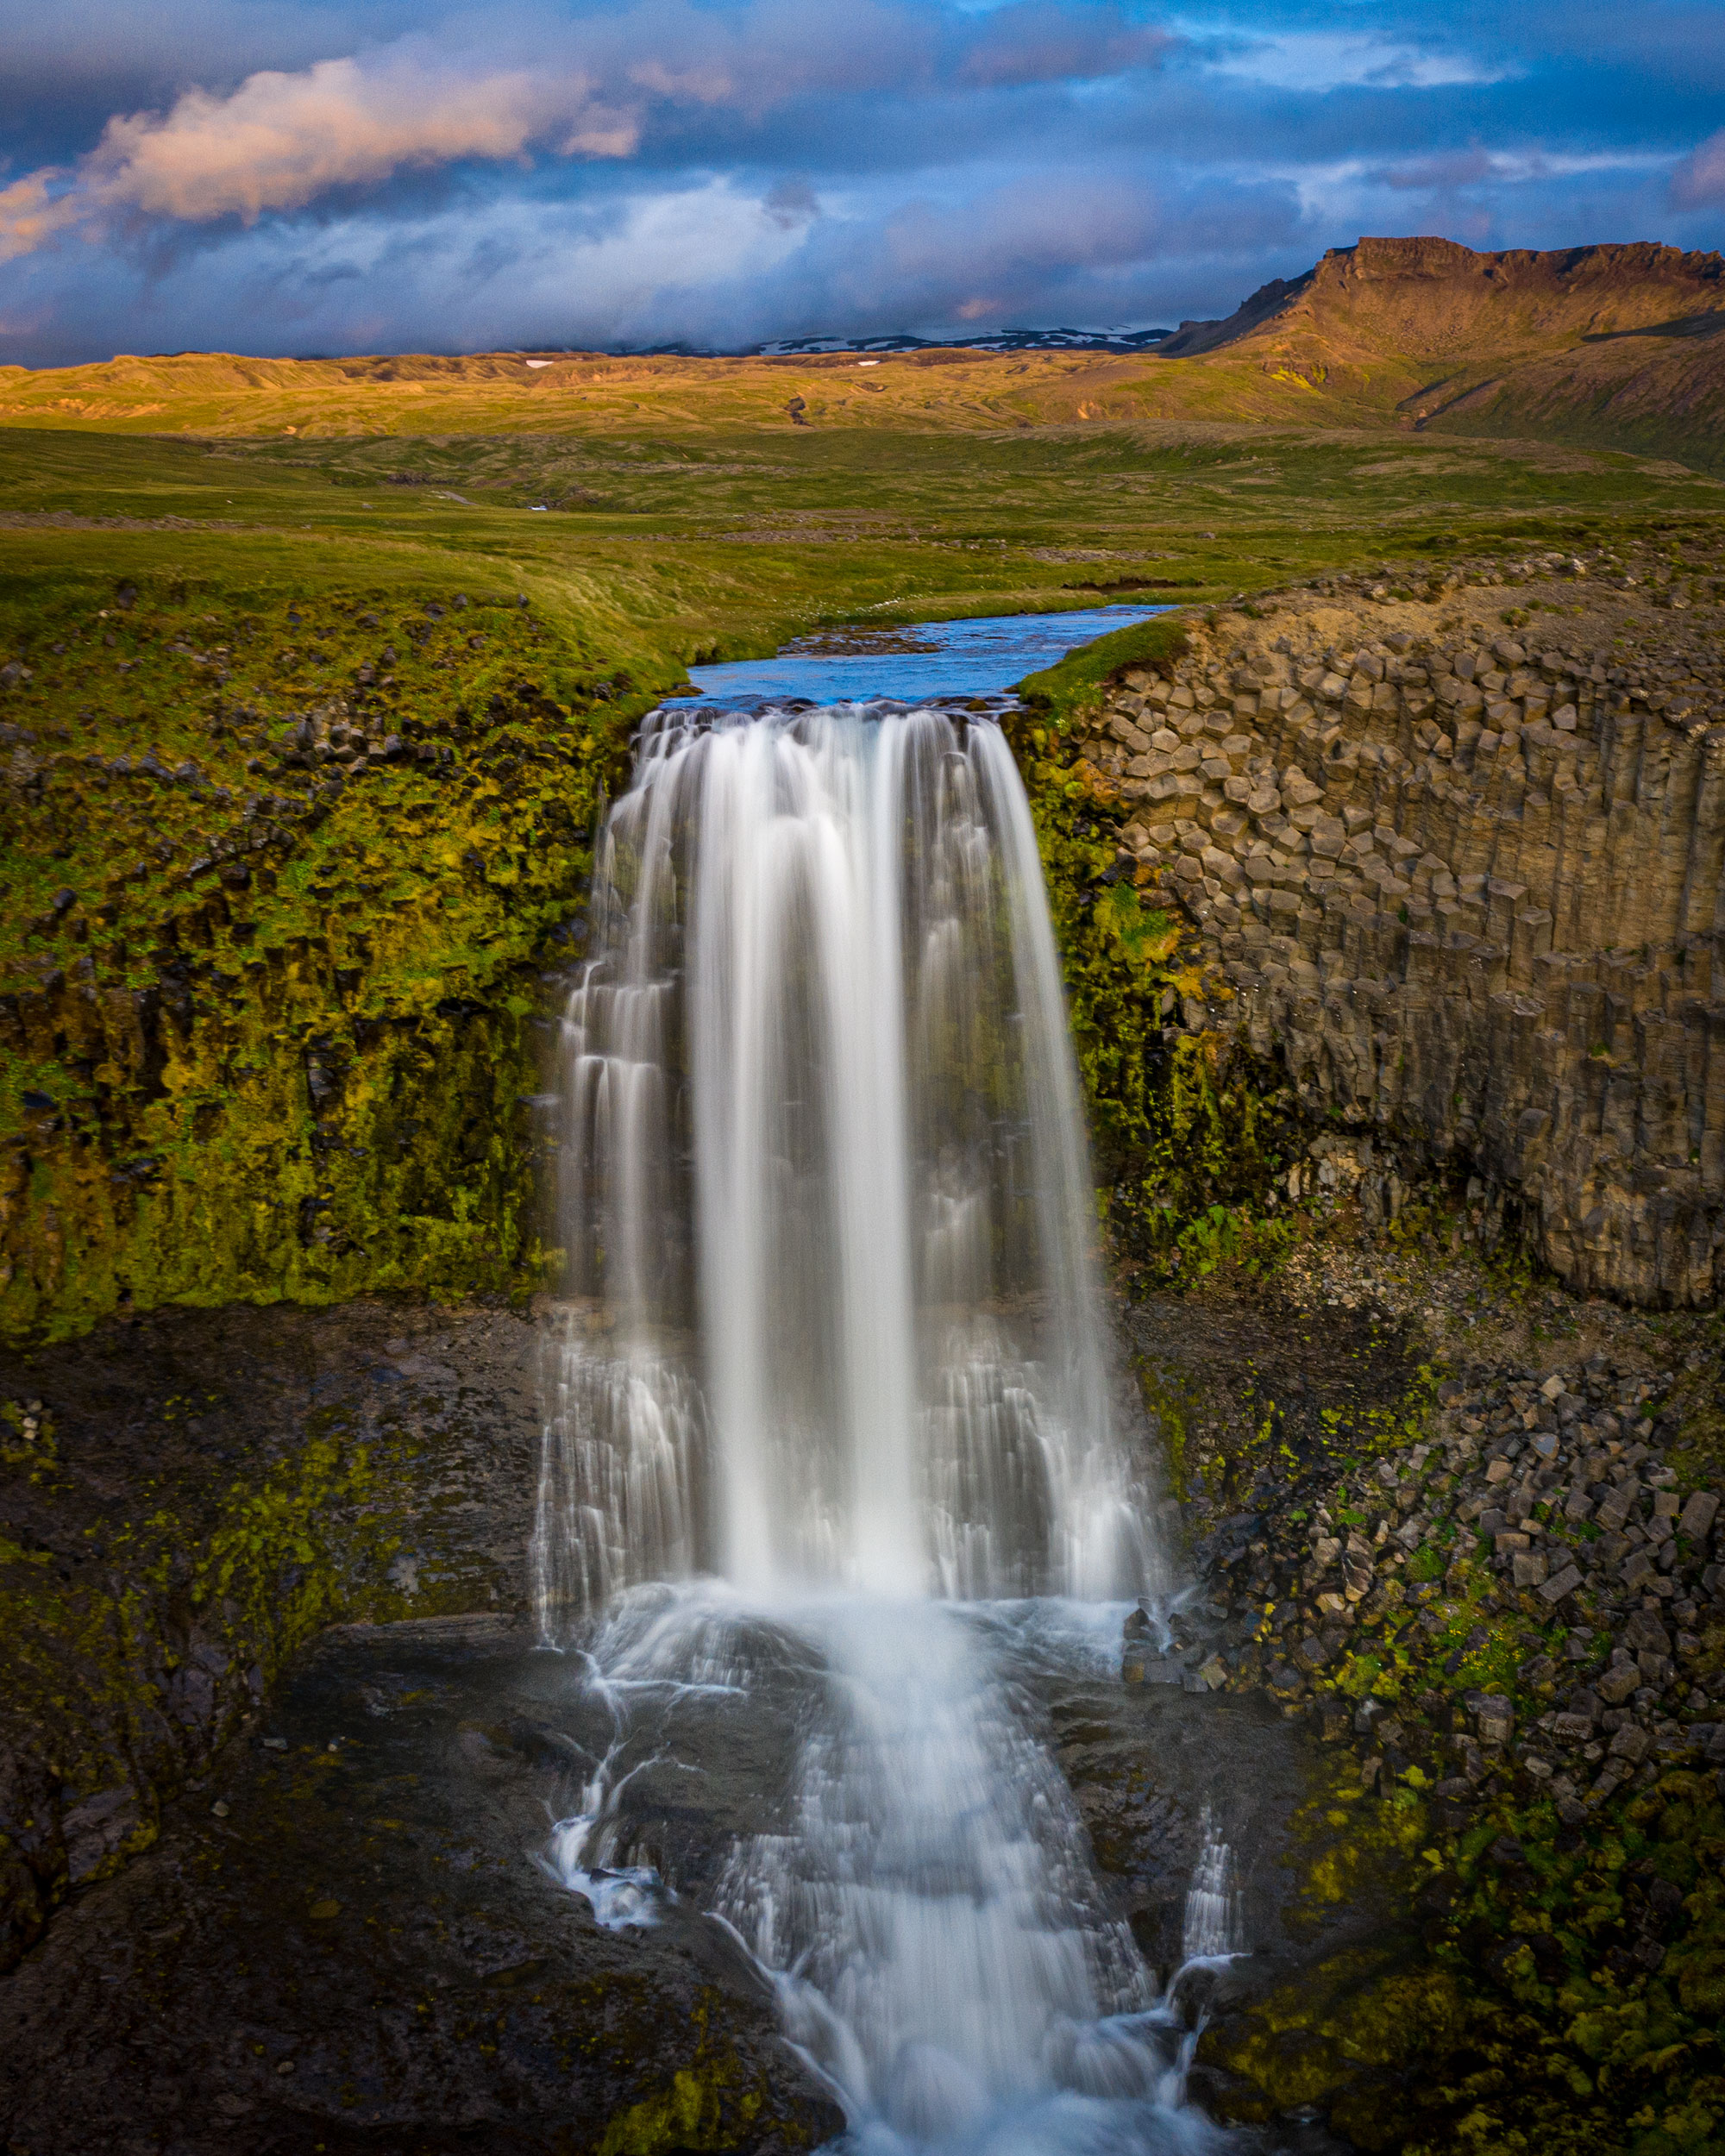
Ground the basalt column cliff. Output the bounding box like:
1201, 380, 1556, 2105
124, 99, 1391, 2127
1072, 546, 1725, 1305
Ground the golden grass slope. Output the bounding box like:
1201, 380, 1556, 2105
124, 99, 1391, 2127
1151, 236, 1725, 461
6, 235, 1723, 466
0, 347, 1135, 440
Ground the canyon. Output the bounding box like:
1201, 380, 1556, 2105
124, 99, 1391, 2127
3, 235, 1725, 2156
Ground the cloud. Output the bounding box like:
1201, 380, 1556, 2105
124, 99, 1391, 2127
1186, 25, 1519, 94
0, 173, 77, 260
0, 159, 1310, 364
0, 0, 1179, 261
762, 177, 820, 229
107, 54, 639, 221
1671, 128, 1725, 207
1376, 148, 1498, 191
955, 3, 1174, 90
1, 0, 1719, 364
1, 43, 641, 259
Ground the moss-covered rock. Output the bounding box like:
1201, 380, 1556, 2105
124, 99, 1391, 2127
1149, 1222, 1725, 2153
1007, 616, 1300, 1282
1, 568, 645, 1344
1201, 1948, 1468, 2146
0, 1297, 542, 1968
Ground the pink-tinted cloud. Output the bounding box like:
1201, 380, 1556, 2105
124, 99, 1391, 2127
0, 172, 79, 259
98, 51, 636, 220
0, 44, 641, 259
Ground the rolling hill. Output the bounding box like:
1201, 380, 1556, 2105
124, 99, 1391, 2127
2, 236, 1724, 467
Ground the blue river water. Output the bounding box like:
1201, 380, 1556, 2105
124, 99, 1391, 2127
680, 603, 1166, 708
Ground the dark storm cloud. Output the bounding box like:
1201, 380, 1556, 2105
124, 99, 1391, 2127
1, 0, 1721, 364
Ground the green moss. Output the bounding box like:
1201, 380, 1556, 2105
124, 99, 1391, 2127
1203, 1952, 1467, 2140
1201, 1747, 1725, 2153
599, 2065, 762, 2156
1302, 1580, 1725, 2152
0, 568, 643, 1344
1197, 1760, 1458, 2148
599, 2067, 738, 2156
1005, 623, 1295, 1285
593, 1996, 832, 2156
1134, 1355, 1201, 1502
1015, 613, 1192, 732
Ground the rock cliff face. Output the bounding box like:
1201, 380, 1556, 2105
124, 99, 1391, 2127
1070, 540, 1725, 1305
1170, 237, 1725, 365
1150, 237, 1725, 464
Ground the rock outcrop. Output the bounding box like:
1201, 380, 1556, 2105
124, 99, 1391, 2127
1164, 236, 1725, 369
0, 1299, 544, 1971
1132, 1248, 1725, 2150
1070, 539, 1725, 1304
1147, 235, 1725, 464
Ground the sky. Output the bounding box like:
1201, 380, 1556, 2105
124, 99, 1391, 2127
2, 0, 1723, 367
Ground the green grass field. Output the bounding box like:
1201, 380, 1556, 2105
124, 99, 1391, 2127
6, 415, 1722, 670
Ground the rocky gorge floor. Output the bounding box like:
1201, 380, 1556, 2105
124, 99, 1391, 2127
6, 1224, 1719, 2156
0, 1615, 843, 2156
1126, 1197, 1725, 2154
0, 1302, 845, 2156
0, 1287, 1406, 2156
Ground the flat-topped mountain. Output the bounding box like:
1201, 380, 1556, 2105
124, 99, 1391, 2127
1149, 236, 1725, 461
1164, 237, 1725, 360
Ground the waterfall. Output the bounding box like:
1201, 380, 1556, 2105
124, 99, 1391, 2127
534, 700, 1219, 2153
535, 702, 1157, 1622
713, 1598, 1167, 2142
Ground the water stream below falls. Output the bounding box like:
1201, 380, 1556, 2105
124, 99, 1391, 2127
530, 695, 1251, 2152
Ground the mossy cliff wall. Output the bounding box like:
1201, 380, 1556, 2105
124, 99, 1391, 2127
1009, 612, 1299, 1282
1, 572, 643, 1344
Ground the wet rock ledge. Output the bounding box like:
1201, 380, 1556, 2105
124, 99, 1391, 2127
1127, 1238, 1725, 2153
0, 1297, 541, 1971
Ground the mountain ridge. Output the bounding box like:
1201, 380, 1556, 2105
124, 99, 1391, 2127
5, 234, 1725, 465
1165, 237, 1725, 358
1138, 235, 1725, 461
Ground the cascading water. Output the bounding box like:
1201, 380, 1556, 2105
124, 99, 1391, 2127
535, 703, 1158, 1611
533, 699, 1231, 2153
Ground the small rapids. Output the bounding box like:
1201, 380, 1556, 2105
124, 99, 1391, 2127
531, 699, 1245, 2153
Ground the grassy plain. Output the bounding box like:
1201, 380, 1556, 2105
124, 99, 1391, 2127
4, 361, 1725, 1341
6, 363, 1725, 669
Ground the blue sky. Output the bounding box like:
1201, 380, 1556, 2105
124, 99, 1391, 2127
2, 0, 1722, 365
